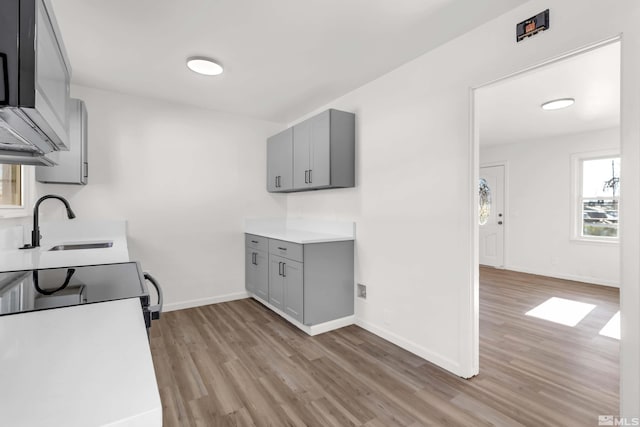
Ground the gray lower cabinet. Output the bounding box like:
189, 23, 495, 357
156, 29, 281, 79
268, 255, 285, 310
245, 235, 269, 302
266, 128, 293, 192
267, 109, 355, 193
245, 233, 354, 326
282, 258, 304, 323
246, 248, 268, 301
269, 254, 304, 322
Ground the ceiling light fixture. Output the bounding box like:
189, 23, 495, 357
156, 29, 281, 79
186, 57, 224, 76
541, 98, 575, 110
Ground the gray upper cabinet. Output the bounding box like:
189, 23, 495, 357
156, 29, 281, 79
293, 110, 330, 189
36, 99, 88, 184
32, 0, 71, 148
266, 128, 293, 192
267, 109, 355, 193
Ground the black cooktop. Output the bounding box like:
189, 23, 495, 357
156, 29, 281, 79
0, 262, 149, 316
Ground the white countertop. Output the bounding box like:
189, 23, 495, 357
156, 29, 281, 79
0, 298, 162, 427
0, 220, 129, 272
245, 218, 355, 243
247, 229, 354, 243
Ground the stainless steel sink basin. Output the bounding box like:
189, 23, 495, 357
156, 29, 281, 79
49, 241, 114, 251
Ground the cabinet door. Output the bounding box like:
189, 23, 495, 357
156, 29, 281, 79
293, 119, 311, 189
283, 260, 304, 323
33, 0, 71, 147
293, 110, 331, 189
245, 248, 256, 294
36, 99, 87, 184
267, 128, 293, 192
254, 250, 268, 301
246, 248, 268, 302
308, 110, 331, 188
269, 256, 285, 310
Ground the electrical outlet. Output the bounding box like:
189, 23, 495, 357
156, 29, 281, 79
357, 283, 367, 299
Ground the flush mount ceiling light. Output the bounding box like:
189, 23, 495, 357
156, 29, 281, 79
186, 57, 223, 76
541, 98, 575, 110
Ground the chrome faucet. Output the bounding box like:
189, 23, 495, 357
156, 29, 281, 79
22, 195, 76, 249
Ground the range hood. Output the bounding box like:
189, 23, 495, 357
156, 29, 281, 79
0, 119, 56, 166
0, 0, 72, 165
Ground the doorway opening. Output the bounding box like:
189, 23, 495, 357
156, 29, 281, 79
472, 39, 621, 423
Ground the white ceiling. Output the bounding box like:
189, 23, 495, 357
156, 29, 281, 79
51, 0, 528, 123
478, 42, 620, 146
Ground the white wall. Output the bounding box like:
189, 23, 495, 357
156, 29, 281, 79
481, 128, 620, 287
282, 0, 640, 415
31, 85, 287, 310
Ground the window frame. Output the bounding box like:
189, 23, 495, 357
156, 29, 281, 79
571, 150, 620, 244
0, 165, 34, 219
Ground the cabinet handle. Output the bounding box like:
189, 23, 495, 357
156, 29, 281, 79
275, 176, 278, 188
304, 170, 309, 184
251, 240, 258, 244
309, 169, 312, 183
252, 252, 257, 265
277, 176, 281, 187
282, 263, 286, 277
277, 247, 287, 251
278, 261, 283, 276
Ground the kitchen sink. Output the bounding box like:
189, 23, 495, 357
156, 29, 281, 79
49, 241, 114, 251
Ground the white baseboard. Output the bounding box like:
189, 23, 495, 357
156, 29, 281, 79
309, 315, 356, 335
249, 295, 354, 336
163, 291, 249, 312
355, 318, 465, 378
504, 265, 620, 288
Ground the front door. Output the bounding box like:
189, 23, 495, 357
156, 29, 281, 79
479, 165, 505, 267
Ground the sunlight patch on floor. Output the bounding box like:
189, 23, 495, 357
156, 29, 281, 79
599, 311, 620, 339
525, 297, 596, 327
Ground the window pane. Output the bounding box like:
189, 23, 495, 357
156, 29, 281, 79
582, 199, 617, 237
582, 157, 620, 198
479, 178, 491, 225
0, 164, 22, 206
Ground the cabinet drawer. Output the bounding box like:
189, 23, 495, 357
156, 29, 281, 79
245, 234, 268, 252
269, 239, 303, 262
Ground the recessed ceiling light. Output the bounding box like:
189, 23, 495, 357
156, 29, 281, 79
541, 98, 575, 110
186, 57, 223, 76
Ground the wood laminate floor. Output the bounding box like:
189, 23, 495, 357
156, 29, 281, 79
150, 267, 619, 426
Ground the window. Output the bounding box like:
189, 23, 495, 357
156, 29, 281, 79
0, 164, 33, 218
478, 178, 491, 225
573, 153, 620, 241
0, 164, 22, 207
